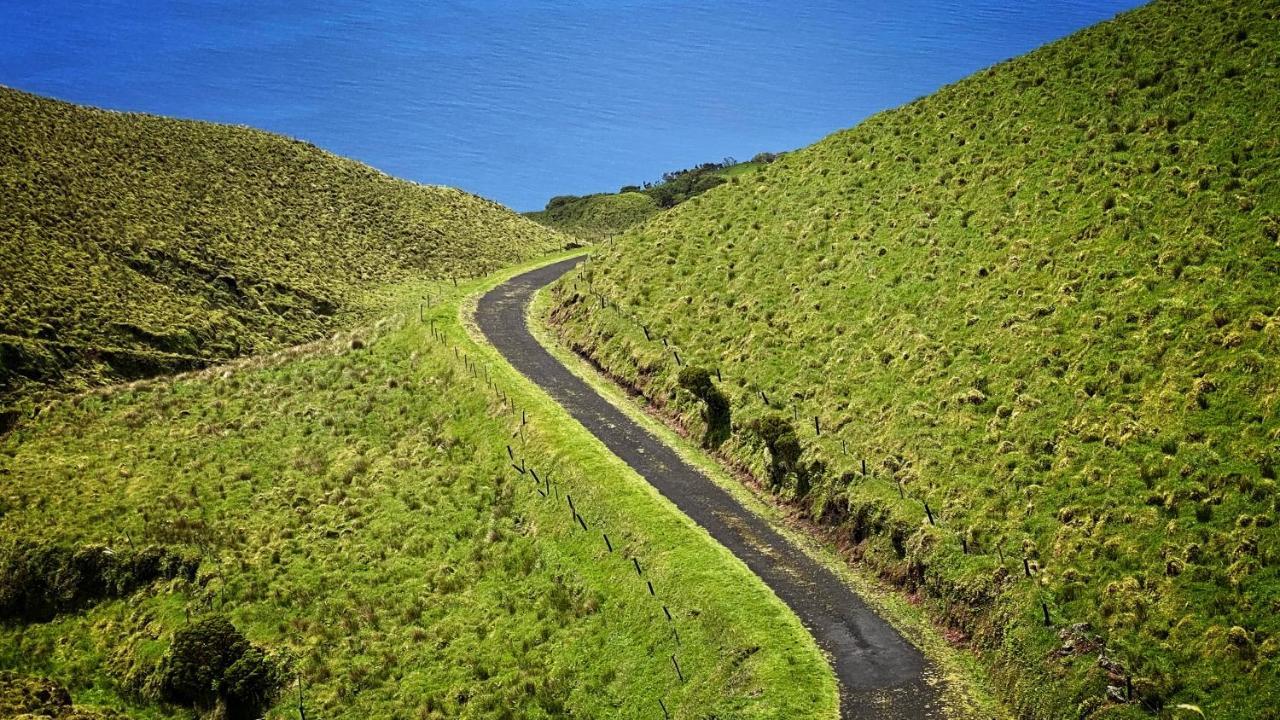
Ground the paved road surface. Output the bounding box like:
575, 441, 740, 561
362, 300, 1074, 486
475, 257, 944, 719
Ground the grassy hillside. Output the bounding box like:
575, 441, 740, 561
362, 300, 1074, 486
0, 261, 837, 719
525, 191, 660, 242
526, 157, 775, 241
0, 87, 569, 421
548, 1, 1280, 717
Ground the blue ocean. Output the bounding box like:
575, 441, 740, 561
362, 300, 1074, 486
0, 0, 1142, 210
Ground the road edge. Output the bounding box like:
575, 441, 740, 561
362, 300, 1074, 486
457, 251, 843, 719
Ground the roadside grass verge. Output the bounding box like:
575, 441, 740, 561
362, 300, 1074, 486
0, 252, 836, 719
527, 278, 1009, 720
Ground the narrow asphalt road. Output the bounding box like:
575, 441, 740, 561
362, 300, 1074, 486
475, 257, 944, 719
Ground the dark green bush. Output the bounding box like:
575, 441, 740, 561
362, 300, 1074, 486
677, 367, 730, 448
750, 414, 802, 490
545, 195, 581, 211
677, 367, 715, 399
157, 615, 284, 719
220, 647, 286, 720
158, 616, 250, 707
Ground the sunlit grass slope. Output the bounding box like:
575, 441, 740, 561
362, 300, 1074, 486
0, 87, 569, 418
549, 1, 1280, 717
525, 191, 660, 242
525, 161, 771, 242
0, 262, 837, 719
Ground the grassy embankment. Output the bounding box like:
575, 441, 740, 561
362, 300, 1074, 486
547, 1, 1279, 717
0, 86, 568, 422
0, 253, 838, 719
527, 282, 1010, 720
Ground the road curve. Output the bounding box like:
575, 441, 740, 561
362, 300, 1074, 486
475, 257, 944, 719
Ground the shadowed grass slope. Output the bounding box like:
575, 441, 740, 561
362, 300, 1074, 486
0, 262, 837, 720
0, 87, 569, 417
549, 1, 1279, 717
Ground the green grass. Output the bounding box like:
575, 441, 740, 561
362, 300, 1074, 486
546, 1, 1280, 717
524, 191, 660, 242
525, 158, 777, 242
527, 282, 1011, 720
0, 253, 837, 719
713, 161, 765, 179
0, 87, 570, 419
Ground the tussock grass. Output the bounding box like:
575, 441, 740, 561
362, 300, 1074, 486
548, 1, 1280, 717
0, 87, 570, 418
0, 258, 836, 719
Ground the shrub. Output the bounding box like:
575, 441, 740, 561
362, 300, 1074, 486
158, 616, 251, 707
750, 414, 803, 490
219, 647, 287, 720
157, 615, 285, 719
676, 367, 715, 400
545, 195, 581, 211
677, 367, 730, 448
